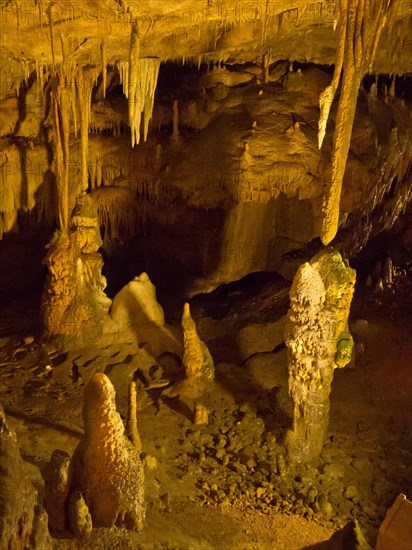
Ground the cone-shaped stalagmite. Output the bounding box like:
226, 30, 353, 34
70, 373, 145, 530
181, 302, 214, 398
284, 248, 356, 464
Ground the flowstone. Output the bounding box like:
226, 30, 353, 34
40, 192, 111, 350
70, 372, 146, 531
110, 272, 181, 357
284, 248, 356, 464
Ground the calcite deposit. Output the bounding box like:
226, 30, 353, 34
110, 272, 181, 356
70, 372, 146, 530
43, 449, 72, 534
284, 248, 356, 464
173, 302, 215, 402
40, 192, 111, 350
0, 403, 52, 549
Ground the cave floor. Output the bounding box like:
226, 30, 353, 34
0, 274, 411, 550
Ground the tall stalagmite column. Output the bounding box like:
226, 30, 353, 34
284, 248, 356, 464
40, 192, 111, 350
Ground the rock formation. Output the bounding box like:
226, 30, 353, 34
70, 372, 146, 531
0, 403, 52, 549
110, 272, 181, 357
68, 491, 93, 538
284, 248, 356, 464
43, 449, 72, 534
175, 303, 215, 401
0, 1, 410, 299
40, 192, 111, 350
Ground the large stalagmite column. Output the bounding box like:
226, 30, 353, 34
40, 192, 111, 350
284, 248, 356, 464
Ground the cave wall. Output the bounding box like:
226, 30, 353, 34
0, 0, 411, 296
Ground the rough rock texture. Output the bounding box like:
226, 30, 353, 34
68, 491, 93, 538
43, 449, 72, 534
40, 192, 111, 350
284, 248, 356, 464
175, 303, 215, 401
0, 1, 410, 298
0, 403, 52, 549
110, 272, 181, 356
71, 372, 146, 531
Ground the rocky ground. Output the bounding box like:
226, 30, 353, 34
0, 268, 411, 549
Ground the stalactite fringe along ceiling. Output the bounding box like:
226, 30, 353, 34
0, 0, 410, 253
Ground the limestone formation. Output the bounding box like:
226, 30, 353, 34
0, 403, 52, 549
284, 248, 356, 464
43, 449, 72, 534
318, 0, 394, 245
40, 192, 111, 350
126, 380, 142, 453
176, 303, 215, 400
110, 272, 182, 357
68, 491, 93, 538
71, 372, 146, 531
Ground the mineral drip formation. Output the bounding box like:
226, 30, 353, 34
40, 192, 111, 350
318, 0, 392, 245
284, 248, 356, 464
175, 302, 215, 401
127, 18, 161, 147
70, 372, 146, 530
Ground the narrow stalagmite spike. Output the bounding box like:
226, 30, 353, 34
127, 380, 142, 453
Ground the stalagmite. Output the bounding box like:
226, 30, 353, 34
43, 450, 72, 534
318, 0, 392, 245
126, 380, 142, 452
173, 303, 215, 402
40, 192, 111, 350
284, 248, 356, 464
70, 373, 146, 530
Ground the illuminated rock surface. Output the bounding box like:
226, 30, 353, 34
71, 372, 146, 530
0, 403, 52, 550
285, 248, 356, 463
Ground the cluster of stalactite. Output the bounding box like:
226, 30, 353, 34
318, 0, 395, 245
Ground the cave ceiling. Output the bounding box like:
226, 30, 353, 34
0, 0, 411, 292
0, 0, 410, 74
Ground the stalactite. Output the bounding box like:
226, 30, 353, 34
317, 0, 348, 150
118, 61, 129, 98
319, 0, 392, 245
101, 39, 107, 99
50, 74, 71, 229
46, 3, 56, 69
76, 67, 99, 190
127, 18, 160, 147
128, 18, 140, 147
